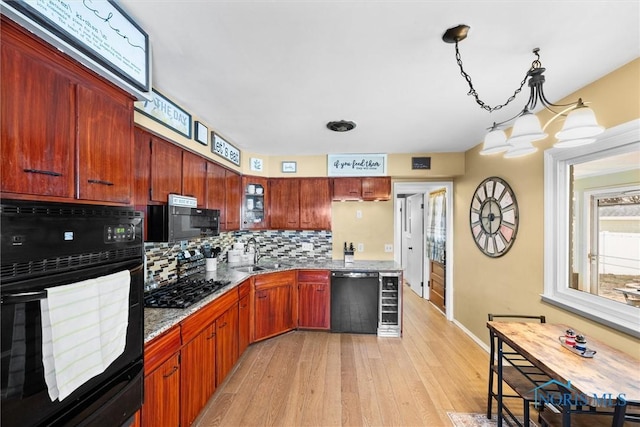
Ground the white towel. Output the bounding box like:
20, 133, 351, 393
41, 270, 130, 401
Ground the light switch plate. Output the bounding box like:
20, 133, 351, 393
301, 242, 314, 251
357, 243, 364, 252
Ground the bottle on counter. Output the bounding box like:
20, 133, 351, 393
564, 329, 576, 346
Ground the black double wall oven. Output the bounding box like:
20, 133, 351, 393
1, 200, 144, 427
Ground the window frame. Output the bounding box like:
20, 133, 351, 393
543, 119, 640, 338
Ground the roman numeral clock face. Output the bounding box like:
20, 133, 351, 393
469, 177, 519, 257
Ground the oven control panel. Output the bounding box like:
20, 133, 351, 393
105, 224, 136, 242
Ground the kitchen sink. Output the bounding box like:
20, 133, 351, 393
232, 265, 267, 272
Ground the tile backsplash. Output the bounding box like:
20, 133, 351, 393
145, 230, 332, 285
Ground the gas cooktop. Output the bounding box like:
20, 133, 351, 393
144, 277, 231, 309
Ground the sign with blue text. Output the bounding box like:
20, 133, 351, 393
134, 90, 192, 138
327, 154, 387, 177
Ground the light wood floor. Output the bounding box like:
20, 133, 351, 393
194, 285, 491, 426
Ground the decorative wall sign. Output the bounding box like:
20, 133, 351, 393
134, 90, 192, 138
250, 158, 263, 172
211, 133, 241, 166
195, 121, 208, 145
281, 161, 297, 173
4, 0, 150, 93
412, 157, 432, 170
327, 154, 387, 177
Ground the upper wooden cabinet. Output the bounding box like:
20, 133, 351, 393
150, 137, 182, 203
361, 177, 391, 201
182, 151, 207, 207
224, 170, 242, 231
332, 177, 391, 201
1, 18, 134, 204
206, 161, 226, 214
299, 178, 331, 230
269, 178, 331, 230
76, 84, 133, 204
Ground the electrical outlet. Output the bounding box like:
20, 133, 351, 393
357, 243, 364, 252
384, 244, 393, 253
301, 242, 314, 251
356, 209, 362, 219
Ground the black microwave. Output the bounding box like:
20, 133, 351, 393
147, 195, 219, 243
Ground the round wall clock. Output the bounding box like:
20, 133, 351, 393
469, 176, 519, 257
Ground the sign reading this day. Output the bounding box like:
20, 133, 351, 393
134, 90, 192, 138
327, 154, 387, 177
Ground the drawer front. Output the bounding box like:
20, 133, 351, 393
144, 326, 181, 375
181, 287, 239, 343
254, 270, 296, 289
297, 269, 329, 283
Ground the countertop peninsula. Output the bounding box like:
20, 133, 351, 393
144, 259, 402, 342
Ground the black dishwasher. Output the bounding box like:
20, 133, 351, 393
330, 271, 379, 334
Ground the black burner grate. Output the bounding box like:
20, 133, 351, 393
144, 278, 230, 309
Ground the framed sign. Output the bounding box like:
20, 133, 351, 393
250, 158, 264, 172
211, 133, 241, 166
195, 121, 208, 145
134, 90, 192, 138
327, 154, 387, 177
412, 157, 432, 170
281, 161, 297, 173
4, 0, 150, 93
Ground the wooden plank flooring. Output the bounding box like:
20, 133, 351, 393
194, 285, 490, 426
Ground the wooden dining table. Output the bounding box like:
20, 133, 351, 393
487, 321, 640, 426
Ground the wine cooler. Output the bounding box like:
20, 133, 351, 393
378, 271, 402, 337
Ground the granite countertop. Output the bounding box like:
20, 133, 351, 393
144, 258, 402, 343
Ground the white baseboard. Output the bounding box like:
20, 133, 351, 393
452, 319, 490, 354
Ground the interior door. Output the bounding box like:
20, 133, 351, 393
405, 194, 424, 297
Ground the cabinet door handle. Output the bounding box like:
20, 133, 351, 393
207, 332, 216, 340
241, 303, 248, 308
23, 168, 62, 177
219, 322, 227, 328
257, 295, 267, 299
87, 179, 114, 186
316, 288, 325, 292
163, 366, 178, 378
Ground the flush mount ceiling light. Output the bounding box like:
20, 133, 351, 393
442, 24, 605, 158
327, 120, 356, 132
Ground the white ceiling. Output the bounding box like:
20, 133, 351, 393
120, 0, 640, 156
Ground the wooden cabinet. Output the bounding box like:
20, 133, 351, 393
206, 161, 226, 215
1, 33, 74, 199
150, 137, 182, 203
76, 84, 133, 203
331, 178, 361, 201
241, 176, 268, 229
269, 178, 300, 229
299, 178, 331, 230
297, 270, 330, 330
182, 151, 207, 206
254, 271, 297, 341
1, 18, 134, 204
362, 177, 391, 201
216, 304, 239, 385
269, 178, 331, 230
142, 327, 181, 427
224, 170, 242, 230
238, 280, 251, 355
180, 324, 216, 427
332, 177, 391, 201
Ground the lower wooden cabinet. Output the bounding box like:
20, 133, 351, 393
238, 292, 251, 355
180, 323, 216, 427
143, 353, 180, 427
298, 270, 330, 330
254, 271, 297, 341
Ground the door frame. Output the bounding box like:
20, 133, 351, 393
393, 181, 454, 321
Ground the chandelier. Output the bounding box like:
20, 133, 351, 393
442, 24, 605, 158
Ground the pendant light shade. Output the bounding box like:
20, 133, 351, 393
504, 141, 538, 158
507, 112, 548, 145
479, 126, 509, 155
553, 137, 597, 148
555, 105, 604, 140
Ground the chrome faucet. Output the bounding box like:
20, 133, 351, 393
246, 237, 260, 264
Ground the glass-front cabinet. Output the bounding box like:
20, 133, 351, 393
242, 176, 268, 229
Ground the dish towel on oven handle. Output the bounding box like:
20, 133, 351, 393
41, 270, 130, 401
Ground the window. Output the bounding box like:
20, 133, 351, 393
543, 119, 640, 337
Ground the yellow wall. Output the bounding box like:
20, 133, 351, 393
453, 58, 640, 355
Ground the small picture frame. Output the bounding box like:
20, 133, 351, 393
195, 121, 208, 145
281, 161, 297, 173
250, 157, 263, 172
